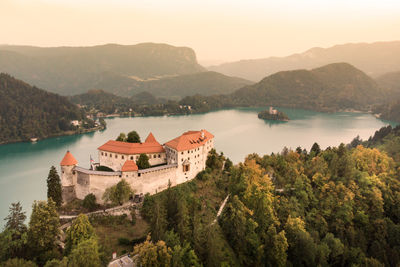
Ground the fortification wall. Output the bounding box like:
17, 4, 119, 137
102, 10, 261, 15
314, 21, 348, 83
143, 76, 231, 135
130, 165, 178, 195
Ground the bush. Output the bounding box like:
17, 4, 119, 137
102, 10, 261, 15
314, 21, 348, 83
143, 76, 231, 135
96, 165, 114, 172
118, 237, 131, 246
82, 194, 97, 211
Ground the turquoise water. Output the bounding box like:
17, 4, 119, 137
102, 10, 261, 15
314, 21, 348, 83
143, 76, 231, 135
0, 108, 395, 226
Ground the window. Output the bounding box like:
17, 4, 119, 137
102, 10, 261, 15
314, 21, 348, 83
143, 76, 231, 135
115, 155, 118, 158
183, 165, 190, 172
158, 154, 161, 158
154, 155, 157, 159
181, 152, 183, 155
105, 153, 107, 156
181, 159, 183, 162
110, 153, 112, 157
101, 152, 104, 155
122, 155, 124, 159
130, 156, 133, 160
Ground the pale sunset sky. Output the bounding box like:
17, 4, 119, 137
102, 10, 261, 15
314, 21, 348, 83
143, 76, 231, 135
1, 0, 399, 63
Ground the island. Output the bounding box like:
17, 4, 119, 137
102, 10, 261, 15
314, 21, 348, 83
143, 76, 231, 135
258, 107, 289, 121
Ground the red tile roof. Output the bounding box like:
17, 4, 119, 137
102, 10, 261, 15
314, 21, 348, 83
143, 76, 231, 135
164, 130, 214, 151
60, 151, 78, 166
121, 160, 138, 172
145, 132, 157, 143
98, 133, 164, 154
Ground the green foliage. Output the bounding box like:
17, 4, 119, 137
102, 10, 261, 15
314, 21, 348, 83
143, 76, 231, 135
1, 258, 38, 267
95, 165, 114, 172
98, 118, 106, 128
4, 202, 27, 233
137, 153, 151, 169
102, 179, 134, 205
116, 133, 127, 142
258, 109, 289, 121
206, 149, 224, 170
47, 166, 62, 207
27, 199, 60, 253
67, 238, 101, 267
82, 194, 98, 211
65, 214, 96, 254
127, 130, 141, 143
44, 257, 68, 267
0, 73, 84, 144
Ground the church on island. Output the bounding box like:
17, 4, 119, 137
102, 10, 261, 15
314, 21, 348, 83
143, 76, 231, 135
60, 130, 214, 203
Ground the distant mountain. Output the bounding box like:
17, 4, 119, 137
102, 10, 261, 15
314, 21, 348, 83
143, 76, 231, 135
231, 62, 384, 111
0, 43, 205, 95
181, 63, 384, 112
376, 71, 400, 98
209, 41, 400, 81
0, 73, 85, 144
120, 71, 253, 100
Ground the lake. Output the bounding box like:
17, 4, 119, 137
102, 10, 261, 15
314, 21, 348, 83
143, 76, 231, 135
0, 107, 395, 226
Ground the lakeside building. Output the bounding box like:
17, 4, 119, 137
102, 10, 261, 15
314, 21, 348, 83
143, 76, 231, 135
60, 130, 214, 203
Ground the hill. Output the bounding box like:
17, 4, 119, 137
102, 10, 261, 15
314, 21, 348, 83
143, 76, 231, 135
376, 71, 400, 98
0, 43, 205, 95
119, 71, 253, 99
0, 73, 86, 144
209, 41, 400, 81
229, 63, 384, 111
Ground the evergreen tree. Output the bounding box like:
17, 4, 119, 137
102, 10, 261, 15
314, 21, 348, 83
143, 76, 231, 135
127, 131, 141, 143
310, 142, 321, 156
150, 198, 168, 241
65, 214, 96, 254
137, 153, 151, 169
46, 166, 62, 207
4, 202, 27, 232
27, 199, 60, 253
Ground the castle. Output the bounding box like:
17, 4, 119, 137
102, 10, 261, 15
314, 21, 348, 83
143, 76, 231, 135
60, 130, 214, 203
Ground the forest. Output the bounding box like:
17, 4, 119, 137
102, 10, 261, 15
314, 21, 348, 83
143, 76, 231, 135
0, 73, 93, 144
1, 125, 400, 266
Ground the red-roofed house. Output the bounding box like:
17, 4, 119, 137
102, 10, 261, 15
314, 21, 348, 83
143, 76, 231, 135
164, 129, 214, 183
98, 133, 166, 171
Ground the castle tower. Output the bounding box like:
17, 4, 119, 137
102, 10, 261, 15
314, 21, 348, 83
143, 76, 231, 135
60, 151, 78, 203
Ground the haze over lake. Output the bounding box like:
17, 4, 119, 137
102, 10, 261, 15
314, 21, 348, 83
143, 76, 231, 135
0, 108, 395, 226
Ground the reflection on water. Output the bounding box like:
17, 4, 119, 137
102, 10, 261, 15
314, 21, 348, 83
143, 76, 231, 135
0, 107, 395, 226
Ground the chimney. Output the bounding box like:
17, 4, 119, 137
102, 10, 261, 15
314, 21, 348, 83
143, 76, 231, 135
201, 130, 205, 139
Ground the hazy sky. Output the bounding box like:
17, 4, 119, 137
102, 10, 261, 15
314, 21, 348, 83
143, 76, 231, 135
1, 0, 399, 63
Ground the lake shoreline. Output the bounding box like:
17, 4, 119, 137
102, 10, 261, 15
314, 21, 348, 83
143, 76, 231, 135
0, 124, 105, 146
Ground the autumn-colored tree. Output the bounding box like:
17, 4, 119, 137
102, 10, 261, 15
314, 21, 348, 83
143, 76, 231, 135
134, 235, 172, 267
